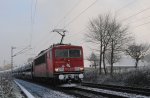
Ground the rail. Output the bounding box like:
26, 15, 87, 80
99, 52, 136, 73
14, 80, 35, 98
82, 82, 150, 96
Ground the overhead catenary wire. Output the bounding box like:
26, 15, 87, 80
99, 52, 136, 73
39, 33, 57, 49
30, 0, 38, 47
33, 0, 37, 25
128, 15, 150, 24
121, 6, 150, 22
36, 0, 97, 49
66, 0, 139, 45
32, 0, 83, 51
31, 30, 58, 49
116, 0, 138, 13
134, 21, 150, 28
63, 0, 98, 29
13, 45, 31, 57
30, 0, 33, 47
54, 0, 83, 28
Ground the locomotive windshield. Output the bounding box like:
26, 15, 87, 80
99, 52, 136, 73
55, 49, 81, 58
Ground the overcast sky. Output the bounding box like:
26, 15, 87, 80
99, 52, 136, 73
0, 0, 150, 67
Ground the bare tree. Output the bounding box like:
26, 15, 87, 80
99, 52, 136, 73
85, 13, 130, 74
107, 19, 130, 74
87, 52, 98, 69
126, 43, 150, 68
106, 51, 121, 72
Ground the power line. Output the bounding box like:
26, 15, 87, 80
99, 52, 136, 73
33, 0, 37, 24
129, 15, 150, 24
116, 0, 138, 13
39, 34, 56, 49
55, 0, 83, 28
34, 0, 98, 48
30, 0, 33, 46
32, 32, 55, 50
30, 0, 38, 46
13, 46, 31, 57
63, 0, 98, 29
30, 0, 33, 26
121, 6, 150, 22
33, 0, 83, 51
134, 21, 150, 28
31, 0, 96, 52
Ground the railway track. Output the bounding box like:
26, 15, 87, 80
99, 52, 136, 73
82, 82, 150, 97
59, 86, 127, 98
15, 79, 150, 98
18, 79, 127, 98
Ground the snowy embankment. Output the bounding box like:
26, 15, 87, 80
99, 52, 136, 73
0, 73, 25, 98
15, 79, 75, 98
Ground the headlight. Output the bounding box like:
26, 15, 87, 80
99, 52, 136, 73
55, 68, 59, 72
55, 68, 64, 72
80, 67, 84, 71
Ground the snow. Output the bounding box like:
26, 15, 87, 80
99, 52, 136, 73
0, 72, 25, 98
77, 86, 150, 98
58, 83, 78, 87
15, 79, 75, 98
14, 80, 35, 98
12, 82, 26, 98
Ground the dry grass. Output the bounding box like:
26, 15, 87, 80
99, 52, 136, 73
83, 66, 150, 88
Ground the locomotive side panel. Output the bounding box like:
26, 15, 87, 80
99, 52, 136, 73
33, 54, 47, 77
46, 50, 54, 77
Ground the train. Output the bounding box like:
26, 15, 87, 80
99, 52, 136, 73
13, 43, 84, 85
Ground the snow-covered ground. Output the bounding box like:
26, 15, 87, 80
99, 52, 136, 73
0, 73, 25, 98
12, 82, 26, 98
15, 79, 76, 98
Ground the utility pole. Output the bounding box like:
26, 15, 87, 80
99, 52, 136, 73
11, 46, 16, 74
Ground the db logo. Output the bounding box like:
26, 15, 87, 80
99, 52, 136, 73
66, 63, 70, 67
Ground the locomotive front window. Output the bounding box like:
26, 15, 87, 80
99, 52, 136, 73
69, 50, 81, 58
55, 49, 68, 58
55, 49, 81, 58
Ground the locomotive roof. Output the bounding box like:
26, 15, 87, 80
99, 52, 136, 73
35, 44, 82, 59
52, 44, 82, 48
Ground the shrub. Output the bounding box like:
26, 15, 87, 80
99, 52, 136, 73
124, 68, 150, 87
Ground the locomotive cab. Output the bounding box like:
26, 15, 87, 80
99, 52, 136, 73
53, 44, 84, 83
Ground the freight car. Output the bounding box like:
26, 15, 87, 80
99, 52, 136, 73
13, 43, 84, 84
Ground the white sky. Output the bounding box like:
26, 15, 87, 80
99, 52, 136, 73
0, 0, 150, 67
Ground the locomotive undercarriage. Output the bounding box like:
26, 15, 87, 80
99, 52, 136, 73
54, 73, 84, 84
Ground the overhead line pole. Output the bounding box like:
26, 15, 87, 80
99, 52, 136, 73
11, 46, 16, 74
11, 45, 31, 75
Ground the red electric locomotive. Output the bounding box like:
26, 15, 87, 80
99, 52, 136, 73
14, 29, 84, 84
33, 44, 84, 84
